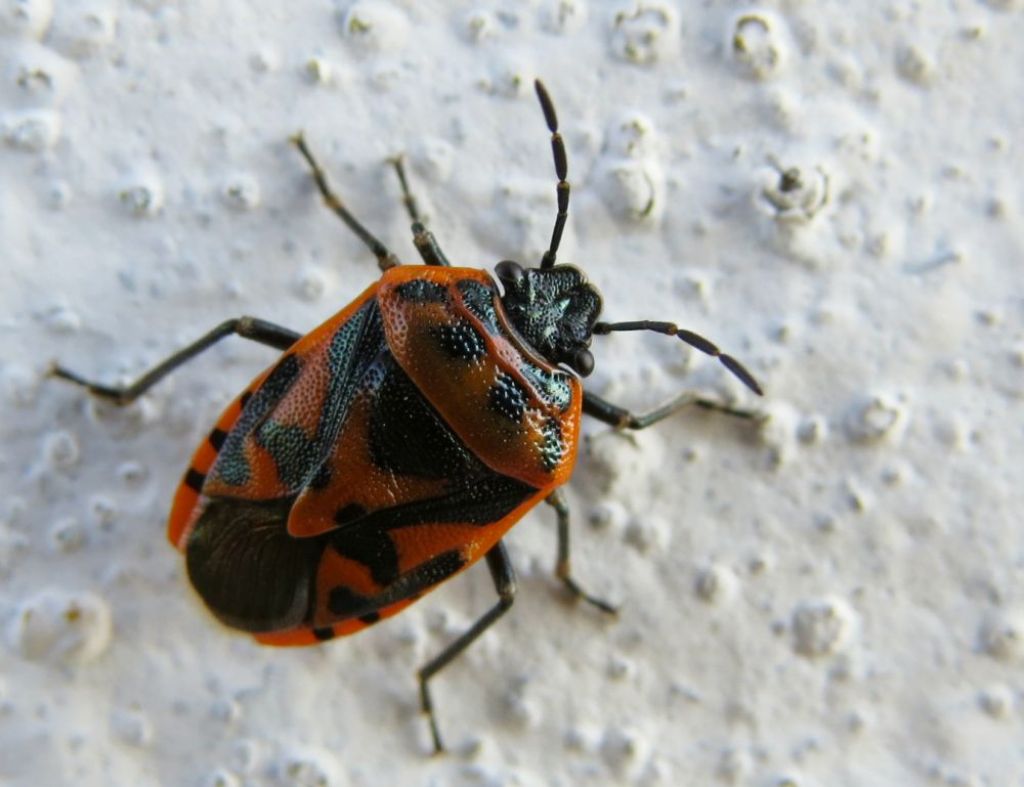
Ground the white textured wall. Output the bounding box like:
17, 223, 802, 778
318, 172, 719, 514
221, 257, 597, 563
2, 2, 1023, 785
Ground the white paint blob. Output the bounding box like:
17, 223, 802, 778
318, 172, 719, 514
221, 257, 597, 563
7, 589, 112, 664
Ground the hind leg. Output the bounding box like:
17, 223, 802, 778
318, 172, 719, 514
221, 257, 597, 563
417, 541, 516, 753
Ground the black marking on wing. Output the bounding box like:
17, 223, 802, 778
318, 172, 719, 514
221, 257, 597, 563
213, 353, 302, 487
360, 360, 537, 525
292, 301, 387, 489
329, 358, 536, 597
185, 496, 323, 633
211, 301, 387, 494
255, 420, 319, 490
309, 463, 332, 490
327, 586, 368, 618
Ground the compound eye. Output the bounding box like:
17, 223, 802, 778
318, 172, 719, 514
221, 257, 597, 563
495, 260, 525, 289
572, 348, 594, 377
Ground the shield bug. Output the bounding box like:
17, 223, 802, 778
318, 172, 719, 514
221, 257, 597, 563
52, 81, 762, 751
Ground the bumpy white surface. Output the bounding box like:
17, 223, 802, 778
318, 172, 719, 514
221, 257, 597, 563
2, 2, 1023, 784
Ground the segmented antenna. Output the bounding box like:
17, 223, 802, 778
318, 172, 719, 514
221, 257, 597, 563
593, 320, 764, 395
534, 80, 570, 269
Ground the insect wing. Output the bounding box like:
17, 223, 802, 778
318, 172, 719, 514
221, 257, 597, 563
167, 281, 381, 548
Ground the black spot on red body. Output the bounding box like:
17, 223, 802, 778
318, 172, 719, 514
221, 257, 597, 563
433, 320, 487, 361
395, 279, 448, 304
208, 428, 228, 451
330, 525, 400, 586
488, 371, 529, 423
539, 417, 565, 472
334, 503, 367, 526
184, 467, 206, 492
456, 279, 501, 335
327, 585, 372, 618
326, 550, 469, 621
414, 550, 469, 588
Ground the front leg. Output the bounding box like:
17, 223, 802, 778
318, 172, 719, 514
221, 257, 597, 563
583, 389, 762, 430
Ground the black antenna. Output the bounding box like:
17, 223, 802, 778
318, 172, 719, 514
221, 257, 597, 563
593, 320, 764, 395
534, 80, 570, 269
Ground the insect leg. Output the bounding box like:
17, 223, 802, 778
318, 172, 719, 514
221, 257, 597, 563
418, 541, 516, 754
291, 133, 401, 271
545, 489, 617, 614
50, 317, 301, 406
387, 155, 451, 267
583, 389, 762, 429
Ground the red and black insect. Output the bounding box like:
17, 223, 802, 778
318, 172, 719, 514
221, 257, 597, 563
53, 81, 762, 751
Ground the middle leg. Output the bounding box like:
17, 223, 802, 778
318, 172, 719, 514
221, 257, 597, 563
546, 489, 617, 615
